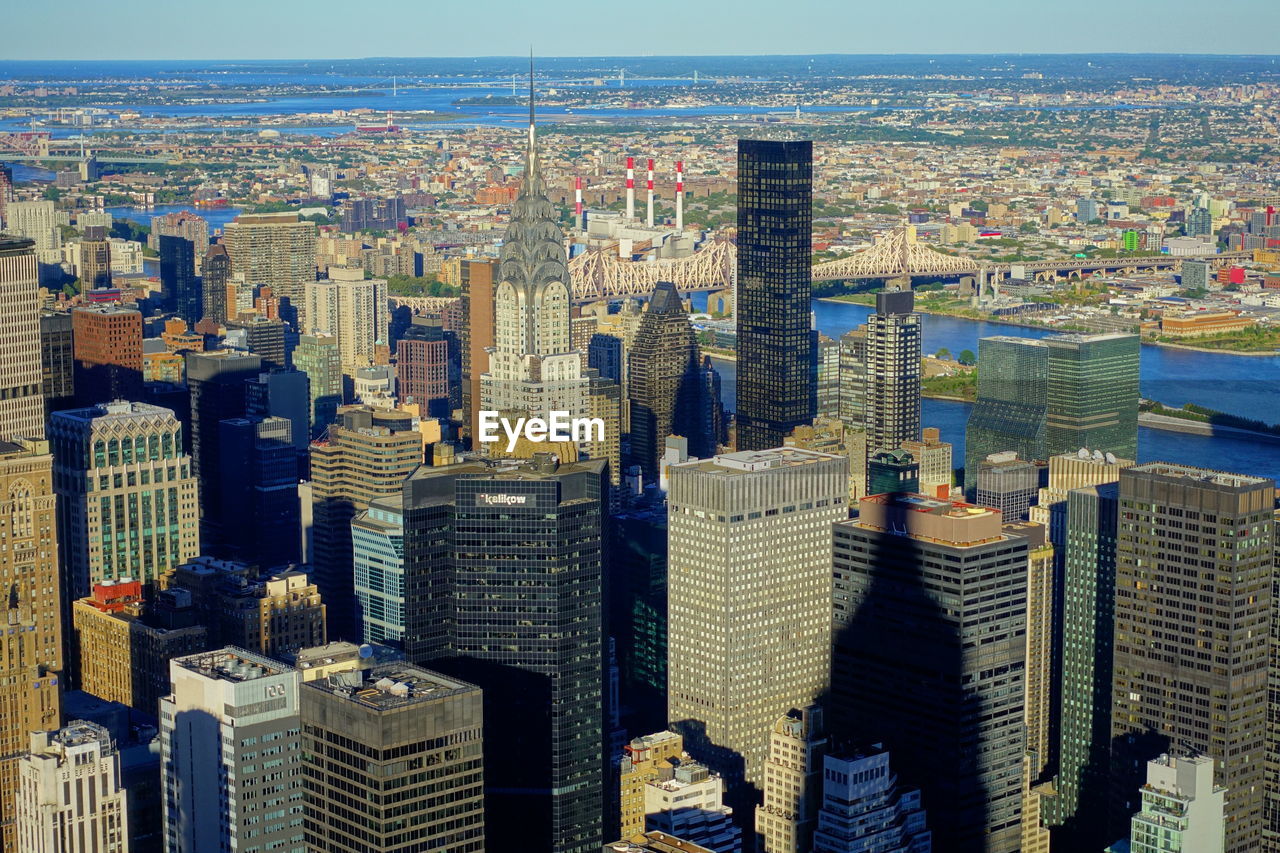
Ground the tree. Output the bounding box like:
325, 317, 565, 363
935, 347, 952, 360
958, 349, 977, 366
1018, 221, 1039, 234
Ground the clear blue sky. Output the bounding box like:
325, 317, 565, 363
9, 0, 1280, 60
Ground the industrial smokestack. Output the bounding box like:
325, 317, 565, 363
675, 160, 684, 231
625, 156, 635, 220
646, 158, 655, 227
574, 175, 583, 224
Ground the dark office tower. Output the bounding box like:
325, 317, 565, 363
158, 234, 199, 324
457, 257, 496, 445
0, 164, 10, 225
1047, 481, 1119, 850
72, 304, 143, 405
202, 243, 231, 324
301, 664, 485, 852
589, 333, 624, 384
310, 406, 422, 640
245, 368, 311, 454
611, 506, 668, 736
866, 448, 919, 495
226, 314, 288, 368
1043, 333, 1139, 463
216, 416, 300, 567
185, 349, 261, 548
965, 336, 1047, 494
39, 310, 74, 417
0, 237, 45, 441
735, 138, 813, 452
862, 289, 921, 457
699, 355, 728, 451
628, 281, 710, 479
402, 454, 607, 853
1109, 464, 1274, 853
832, 493, 1030, 853
396, 315, 450, 418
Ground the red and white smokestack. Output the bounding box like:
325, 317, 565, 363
574, 175, 583, 220
625, 156, 635, 220
646, 158, 655, 227
675, 160, 684, 231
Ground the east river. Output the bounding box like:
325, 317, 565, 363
712, 300, 1280, 482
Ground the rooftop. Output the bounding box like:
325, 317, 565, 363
308, 663, 476, 710
676, 446, 842, 476
1128, 462, 1272, 490
175, 647, 291, 682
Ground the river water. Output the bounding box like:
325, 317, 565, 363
711, 300, 1280, 482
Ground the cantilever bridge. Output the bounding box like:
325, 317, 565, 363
567, 225, 1249, 304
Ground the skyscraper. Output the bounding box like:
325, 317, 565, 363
965, 334, 1138, 493
50, 401, 199, 599
756, 706, 828, 853
151, 210, 209, 273
71, 305, 143, 406
78, 226, 113, 290
39, 310, 74, 419
6, 200, 60, 262
216, 416, 301, 567
185, 350, 262, 547
815, 333, 841, 419
300, 663, 485, 852
160, 649, 305, 853
837, 328, 868, 431
901, 427, 952, 499
402, 453, 607, 853
1042, 333, 1139, 461
862, 290, 921, 457
201, 243, 231, 324
628, 281, 713, 480
811, 746, 931, 853
244, 368, 310, 454
1110, 464, 1274, 853
16, 722, 130, 853
159, 234, 200, 324
396, 314, 451, 417
292, 333, 342, 437
351, 495, 405, 647
964, 336, 1048, 493
1049, 480, 1120, 849
735, 139, 813, 451
304, 267, 389, 376
479, 101, 590, 449
458, 257, 497, 445
222, 212, 317, 319
0, 235, 46, 440
832, 493, 1030, 852
974, 452, 1039, 520
0, 439, 61, 852
310, 405, 421, 639
667, 448, 847, 822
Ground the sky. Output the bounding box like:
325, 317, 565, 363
8, 0, 1280, 60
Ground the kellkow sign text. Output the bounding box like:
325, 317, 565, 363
478, 411, 606, 453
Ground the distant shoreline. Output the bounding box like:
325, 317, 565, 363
817, 296, 1280, 357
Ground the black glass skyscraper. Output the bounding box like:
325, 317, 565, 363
402, 454, 607, 853
158, 235, 200, 325
735, 138, 813, 451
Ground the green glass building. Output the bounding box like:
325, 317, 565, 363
964, 336, 1048, 493
965, 333, 1139, 495
1048, 481, 1119, 850
1043, 333, 1140, 461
